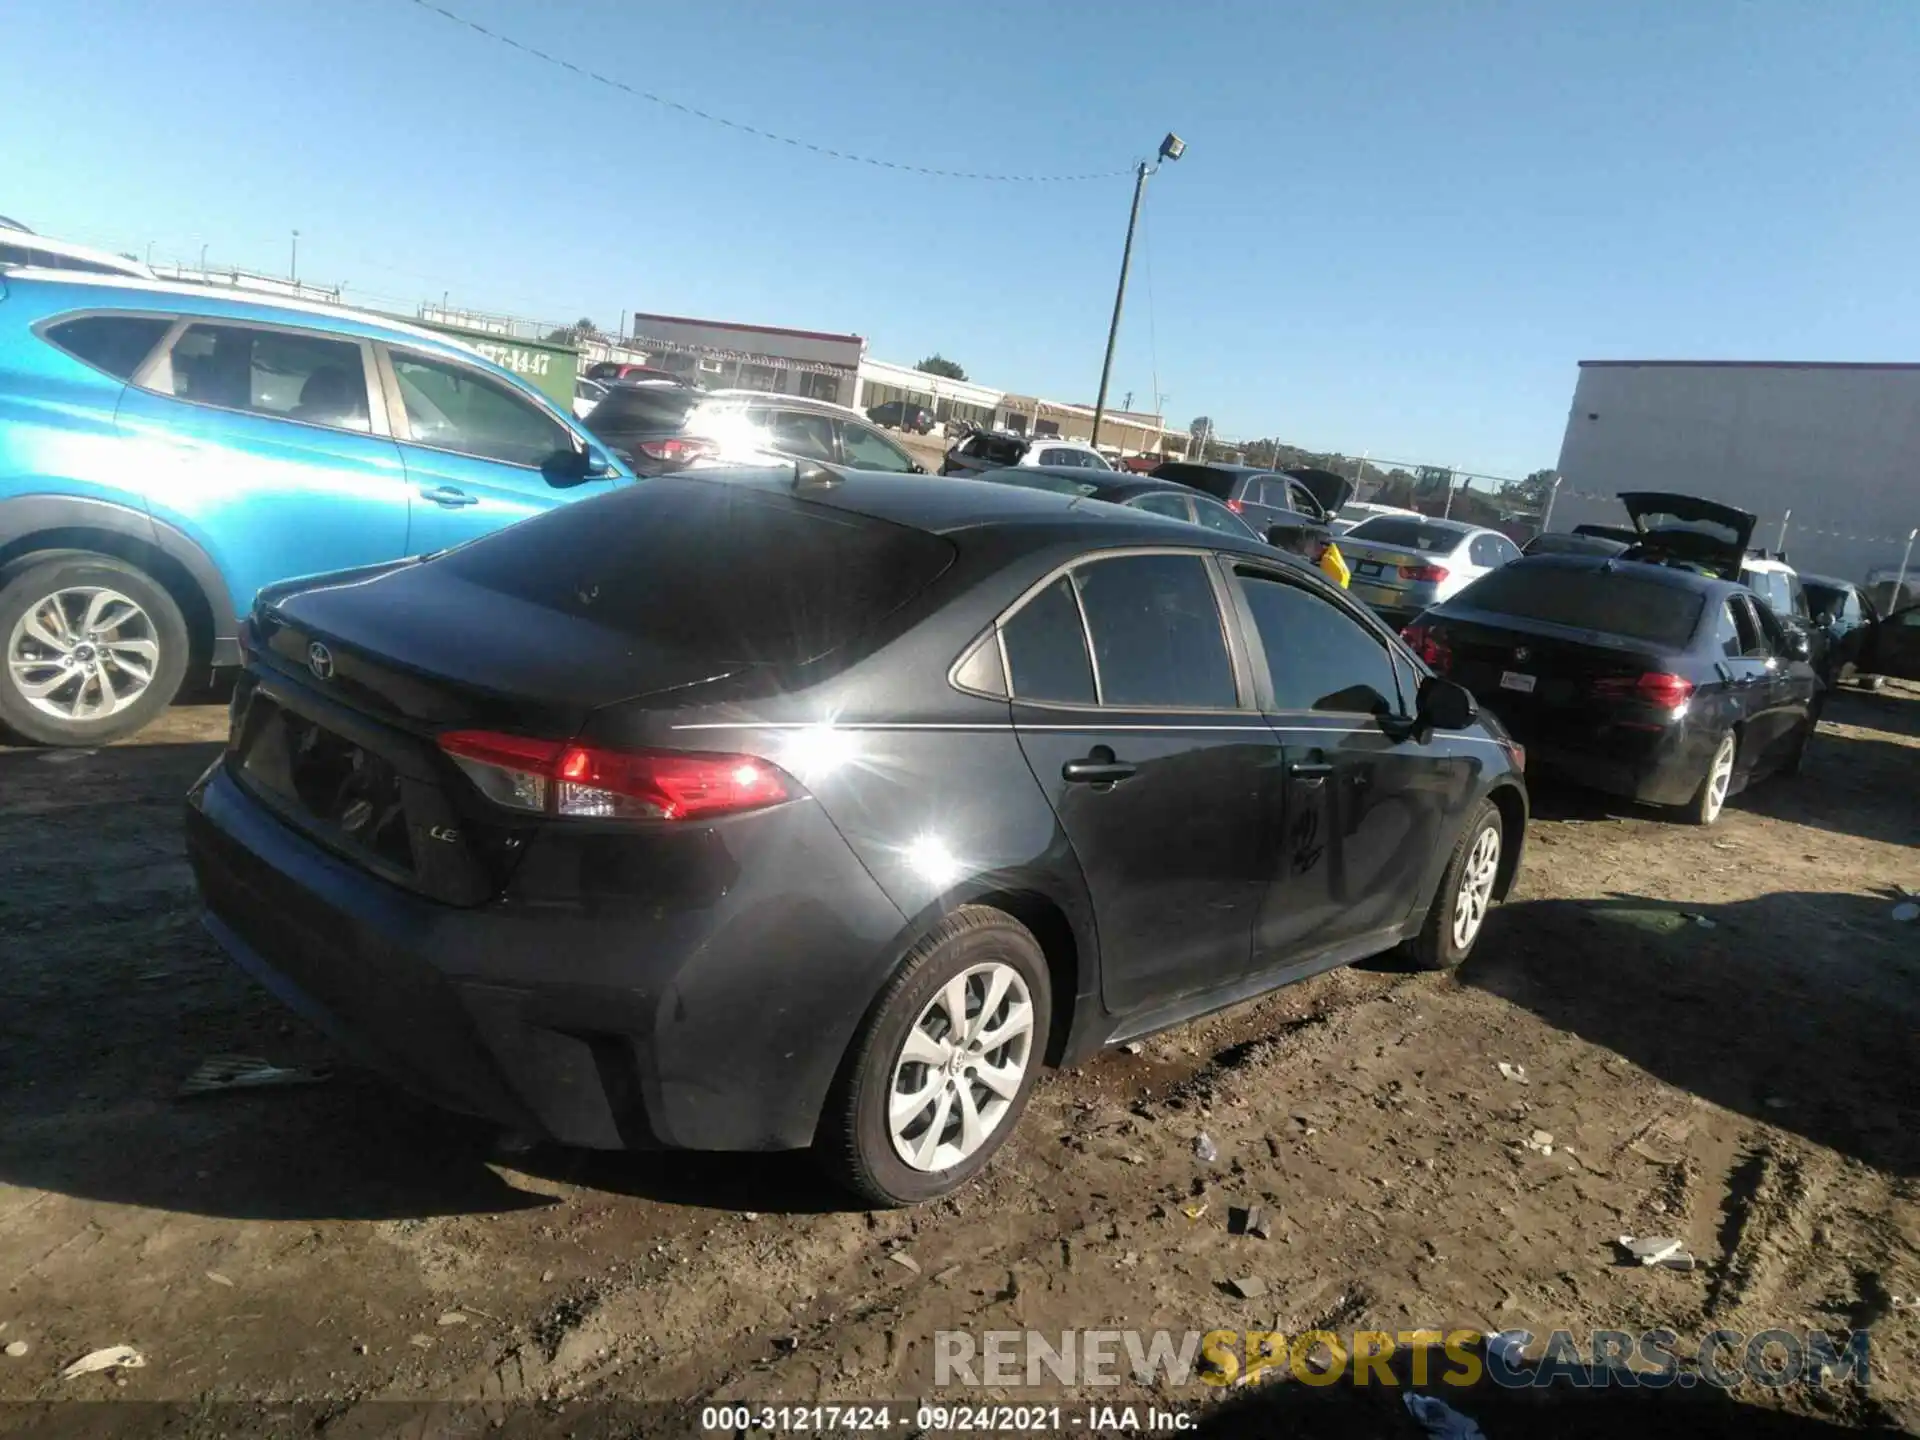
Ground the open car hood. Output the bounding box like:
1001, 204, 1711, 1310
1618, 490, 1757, 576
1283, 468, 1356, 517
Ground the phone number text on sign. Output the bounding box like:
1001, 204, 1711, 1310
472, 343, 551, 378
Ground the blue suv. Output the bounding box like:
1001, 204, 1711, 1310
0, 269, 628, 745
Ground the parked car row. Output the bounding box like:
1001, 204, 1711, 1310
184, 466, 1526, 1205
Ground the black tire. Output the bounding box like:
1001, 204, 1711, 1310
0, 553, 190, 747
819, 905, 1052, 1207
1685, 730, 1739, 826
1781, 699, 1822, 777
1401, 800, 1504, 972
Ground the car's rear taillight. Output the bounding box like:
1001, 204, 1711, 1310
1397, 562, 1451, 582
635, 437, 718, 467
1591, 672, 1695, 708
438, 731, 791, 821
1225, 499, 1245, 514
1401, 622, 1452, 672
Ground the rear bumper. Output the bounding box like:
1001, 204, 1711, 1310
185, 759, 908, 1152
1497, 719, 1712, 808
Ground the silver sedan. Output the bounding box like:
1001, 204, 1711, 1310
1340, 515, 1523, 624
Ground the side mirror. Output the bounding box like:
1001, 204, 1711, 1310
583, 444, 614, 478
546, 443, 615, 487
1416, 676, 1477, 733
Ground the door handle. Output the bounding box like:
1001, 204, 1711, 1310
1288, 761, 1334, 781
1062, 753, 1137, 785
420, 485, 479, 508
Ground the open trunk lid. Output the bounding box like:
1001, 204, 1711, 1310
1619, 490, 1756, 578
1282, 467, 1356, 518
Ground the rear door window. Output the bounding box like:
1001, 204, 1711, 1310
43, 314, 172, 379
1071, 554, 1237, 709
1128, 493, 1193, 521
389, 350, 572, 467
162, 322, 371, 432
767, 410, 836, 463
1002, 577, 1097, 705
1193, 496, 1256, 537
1713, 600, 1744, 659
1235, 568, 1403, 715
838, 421, 915, 472
439, 480, 955, 668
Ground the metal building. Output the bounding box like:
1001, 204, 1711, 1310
1552, 360, 1920, 586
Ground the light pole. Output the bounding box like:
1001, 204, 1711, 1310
1895, 527, 1918, 608
199, 242, 208, 278
1091, 132, 1184, 449
290, 229, 299, 283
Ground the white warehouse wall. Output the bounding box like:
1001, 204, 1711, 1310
1552, 362, 1920, 583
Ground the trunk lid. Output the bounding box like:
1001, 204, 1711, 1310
1411, 607, 1679, 737
1619, 491, 1756, 578
1282, 467, 1356, 518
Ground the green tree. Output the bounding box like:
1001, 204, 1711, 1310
916, 354, 966, 381
544, 317, 601, 345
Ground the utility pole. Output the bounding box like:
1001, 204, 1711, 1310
1895, 527, 1918, 608
1540, 474, 1564, 533
290, 229, 299, 283
1775, 509, 1792, 555
1092, 134, 1184, 449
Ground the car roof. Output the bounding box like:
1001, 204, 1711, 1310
1495, 551, 1748, 596
1156, 461, 1272, 477
1348, 513, 1480, 536
1740, 555, 1797, 573
0, 268, 502, 363
701, 388, 866, 419
0, 231, 156, 279
685, 463, 1299, 560
1799, 573, 1852, 591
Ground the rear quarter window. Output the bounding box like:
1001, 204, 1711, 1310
42, 314, 172, 379
437, 481, 956, 669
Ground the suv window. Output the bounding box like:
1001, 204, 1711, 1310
960, 433, 1027, 466
764, 410, 835, 463
390, 351, 572, 467
44, 314, 171, 380
163, 323, 371, 431
1742, 567, 1792, 617
839, 421, 914, 472
1235, 568, 1402, 715
1468, 534, 1515, 567
1002, 576, 1096, 705
1072, 554, 1237, 709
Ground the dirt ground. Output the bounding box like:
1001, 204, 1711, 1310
0, 683, 1916, 1437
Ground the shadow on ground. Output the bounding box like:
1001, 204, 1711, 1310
1462, 888, 1920, 1176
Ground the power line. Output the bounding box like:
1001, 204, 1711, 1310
404, 0, 1136, 184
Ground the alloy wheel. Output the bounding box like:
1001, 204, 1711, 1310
888, 962, 1035, 1173
5, 586, 161, 722
1451, 824, 1502, 951
1704, 737, 1735, 823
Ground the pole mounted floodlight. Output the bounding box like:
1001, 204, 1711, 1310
1092, 134, 1187, 448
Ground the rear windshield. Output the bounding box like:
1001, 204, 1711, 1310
582, 386, 702, 434
439, 481, 956, 668
1344, 517, 1472, 551
960, 434, 1027, 465
1525, 532, 1626, 557
1148, 463, 1235, 500
1451, 565, 1705, 648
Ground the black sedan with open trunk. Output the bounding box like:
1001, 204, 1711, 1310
1403, 553, 1818, 825
185, 468, 1527, 1205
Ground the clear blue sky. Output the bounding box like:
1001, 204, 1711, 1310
7, 0, 1917, 476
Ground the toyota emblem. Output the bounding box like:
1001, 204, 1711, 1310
307, 642, 335, 680
1512, 646, 1531, 664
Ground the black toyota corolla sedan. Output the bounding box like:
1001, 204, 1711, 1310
1403, 553, 1819, 825
185, 468, 1528, 1205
